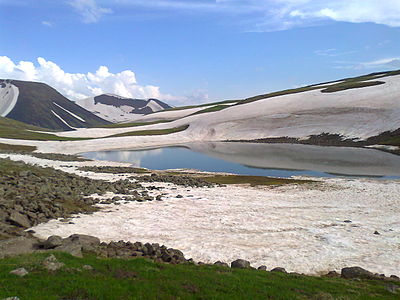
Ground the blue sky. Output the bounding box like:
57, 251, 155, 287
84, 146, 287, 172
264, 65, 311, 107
1, 0, 400, 105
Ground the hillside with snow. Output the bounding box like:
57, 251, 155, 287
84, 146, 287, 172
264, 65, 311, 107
0, 70, 399, 155
0, 79, 110, 130
75, 94, 172, 123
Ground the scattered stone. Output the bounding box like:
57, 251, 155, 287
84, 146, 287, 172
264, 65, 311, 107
2, 297, 20, 300
42, 254, 64, 271
231, 259, 251, 269
385, 283, 400, 294
271, 267, 287, 273
343, 220, 352, 223
374, 231, 380, 235
324, 271, 340, 278
9, 268, 28, 277
214, 261, 229, 267
257, 265, 267, 271
82, 265, 93, 270
156, 195, 163, 201
341, 267, 375, 280
7, 211, 31, 228
41, 235, 63, 249
176, 195, 183, 198
390, 275, 400, 280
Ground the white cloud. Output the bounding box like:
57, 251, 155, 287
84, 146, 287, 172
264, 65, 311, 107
115, 0, 400, 30
334, 57, 400, 70
0, 56, 200, 104
41, 21, 53, 27
69, 0, 112, 23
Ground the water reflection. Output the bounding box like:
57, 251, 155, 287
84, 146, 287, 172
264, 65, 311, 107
81, 142, 400, 178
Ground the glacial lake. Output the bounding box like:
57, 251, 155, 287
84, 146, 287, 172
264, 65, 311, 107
81, 142, 400, 179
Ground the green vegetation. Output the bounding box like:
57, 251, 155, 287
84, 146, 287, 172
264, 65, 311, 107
202, 175, 314, 186
108, 125, 189, 138
164, 99, 238, 112
190, 104, 231, 116
97, 119, 173, 129
1, 252, 397, 300
0, 117, 88, 141
239, 69, 400, 105
0, 143, 36, 152
321, 81, 385, 93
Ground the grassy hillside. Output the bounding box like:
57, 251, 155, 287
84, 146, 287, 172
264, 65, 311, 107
0, 117, 87, 141
1, 252, 398, 300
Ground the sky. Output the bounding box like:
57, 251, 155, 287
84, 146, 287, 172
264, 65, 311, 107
1, 0, 400, 105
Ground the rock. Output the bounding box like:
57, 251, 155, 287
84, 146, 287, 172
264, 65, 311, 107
374, 231, 380, 235
2, 297, 20, 300
271, 267, 287, 273
156, 195, 163, 201
176, 195, 183, 198
0, 237, 38, 258
10, 267, 28, 277
257, 265, 267, 271
7, 211, 31, 228
42, 254, 64, 271
341, 267, 375, 279
231, 259, 251, 269
325, 271, 340, 277
385, 284, 400, 294
82, 265, 93, 270
390, 275, 400, 280
42, 235, 63, 249
65, 234, 100, 252
214, 261, 229, 267
343, 220, 352, 223
55, 242, 83, 258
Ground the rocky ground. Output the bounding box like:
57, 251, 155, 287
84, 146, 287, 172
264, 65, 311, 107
0, 150, 399, 297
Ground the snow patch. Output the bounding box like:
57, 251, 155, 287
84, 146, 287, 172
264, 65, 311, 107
53, 102, 86, 122
0, 81, 19, 117
51, 110, 76, 130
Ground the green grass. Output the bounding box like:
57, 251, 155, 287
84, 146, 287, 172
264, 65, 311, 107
96, 119, 174, 129
321, 81, 385, 93
164, 99, 238, 112
202, 175, 314, 186
1, 252, 397, 300
0, 117, 88, 141
190, 104, 232, 116
0, 143, 36, 152
108, 125, 189, 138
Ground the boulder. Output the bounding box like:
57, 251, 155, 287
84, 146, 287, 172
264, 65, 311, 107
231, 259, 251, 269
271, 267, 287, 273
214, 261, 229, 267
257, 265, 267, 271
55, 242, 83, 258
7, 211, 31, 228
341, 267, 375, 279
42, 254, 64, 271
0, 237, 38, 258
10, 268, 28, 277
41, 235, 63, 249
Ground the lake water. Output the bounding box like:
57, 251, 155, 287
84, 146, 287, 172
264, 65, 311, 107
81, 142, 400, 179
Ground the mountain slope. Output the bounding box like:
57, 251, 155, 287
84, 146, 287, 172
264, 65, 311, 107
75, 94, 172, 123
0, 79, 110, 131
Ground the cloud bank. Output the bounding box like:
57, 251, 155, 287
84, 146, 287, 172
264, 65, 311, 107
115, 0, 400, 30
0, 56, 196, 104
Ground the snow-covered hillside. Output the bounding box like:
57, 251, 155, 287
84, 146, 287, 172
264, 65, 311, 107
75, 94, 171, 122
0, 79, 110, 130
0, 81, 19, 117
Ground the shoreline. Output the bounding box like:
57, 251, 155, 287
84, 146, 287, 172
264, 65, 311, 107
1, 152, 399, 277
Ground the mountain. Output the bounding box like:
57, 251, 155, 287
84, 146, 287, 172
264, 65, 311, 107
0, 79, 110, 131
75, 94, 172, 123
